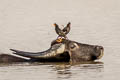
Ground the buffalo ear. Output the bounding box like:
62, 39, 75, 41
62, 22, 71, 35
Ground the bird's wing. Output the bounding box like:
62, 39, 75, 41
62, 22, 71, 35
54, 23, 63, 35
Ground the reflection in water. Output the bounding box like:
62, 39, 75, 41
50, 62, 104, 80
0, 61, 104, 80
51, 63, 72, 79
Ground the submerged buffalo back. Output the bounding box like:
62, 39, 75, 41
0, 54, 28, 63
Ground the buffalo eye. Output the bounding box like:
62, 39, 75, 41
70, 43, 79, 50
70, 44, 76, 49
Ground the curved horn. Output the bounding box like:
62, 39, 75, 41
10, 43, 65, 59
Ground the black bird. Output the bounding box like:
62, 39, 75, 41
54, 23, 66, 37
62, 22, 71, 35
53, 22, 71, 38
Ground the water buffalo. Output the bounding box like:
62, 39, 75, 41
10, 38, 104, 63
0, 23, 104, 63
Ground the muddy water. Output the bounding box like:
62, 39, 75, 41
0, 0, 120, 80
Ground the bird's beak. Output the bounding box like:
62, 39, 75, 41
56, 38, 63, 43
53, 23, 57, 27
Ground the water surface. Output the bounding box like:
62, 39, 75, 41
0, 0, 120, 80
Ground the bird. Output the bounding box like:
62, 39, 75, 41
53, 23, 66, 37
62, 22, 71, 35
53, 22, 71, 39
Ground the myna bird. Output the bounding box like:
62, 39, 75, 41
53, 22, 71, 38
54, 23, 66, 37
62, 22, 71, 35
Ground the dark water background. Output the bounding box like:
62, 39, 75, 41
0, 0, 120, 80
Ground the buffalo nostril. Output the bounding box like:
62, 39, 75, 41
100, 46, 104, 51
95, 46, 104, 50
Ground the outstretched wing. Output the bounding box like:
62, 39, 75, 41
62, 22, 71, 35
54, 23, 66, 37
54, 23, 62, 35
